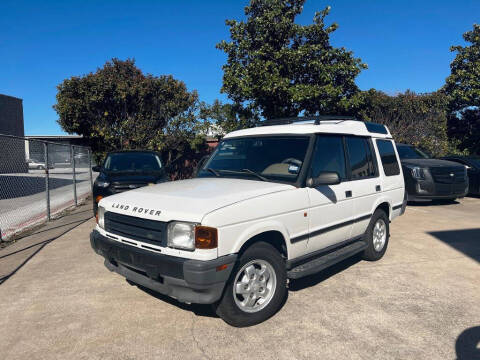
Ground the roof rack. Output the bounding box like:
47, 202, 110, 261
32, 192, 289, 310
257, 116, 359, 127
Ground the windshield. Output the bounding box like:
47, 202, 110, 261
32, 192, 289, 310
468, 158, 480, 168
396, 145, 429, 160
198, 136, 310, 183
103, 152, 162, 172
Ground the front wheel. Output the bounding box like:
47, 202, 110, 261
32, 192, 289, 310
214, 242, 287, 327
362, 209, 389, 261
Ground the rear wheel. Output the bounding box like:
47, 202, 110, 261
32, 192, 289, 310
214, 242, 287, 327
362, 209, 389, 261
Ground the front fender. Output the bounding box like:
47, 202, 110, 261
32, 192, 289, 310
217, 220, 291, 258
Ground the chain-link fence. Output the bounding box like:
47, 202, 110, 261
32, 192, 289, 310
0, 134, 94, 242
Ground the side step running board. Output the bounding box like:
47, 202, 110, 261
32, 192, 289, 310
287, 240, 367, 279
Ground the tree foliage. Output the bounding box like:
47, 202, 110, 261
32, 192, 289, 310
448, 108, 480, 155
443, 24, 480, 155
217, 0, 366, 119
54, 59, 208, 174
200, 100, 260, 135
444, 24, 480, 111
358, 90, 454, 156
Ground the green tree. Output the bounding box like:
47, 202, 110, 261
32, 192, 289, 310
444, 24, 480, 111
54, 59, 208, 172
217, 0, 366, 120
200, 100, 260, 135
443, 24, 480, 155
359, 90, 453, 156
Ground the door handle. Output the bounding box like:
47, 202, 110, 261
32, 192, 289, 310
345, 190, 352, 198
376, 185, 381, 192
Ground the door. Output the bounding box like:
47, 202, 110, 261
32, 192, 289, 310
306, 135, 355, 253
344, 136, 380, 238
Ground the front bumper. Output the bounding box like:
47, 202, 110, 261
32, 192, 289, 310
406, 179, 468, 202
90, 230, 237, 304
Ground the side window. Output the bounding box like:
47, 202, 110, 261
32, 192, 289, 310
346, 136, 376, 179
310, 135, 346, 180
376, 139, 400, 176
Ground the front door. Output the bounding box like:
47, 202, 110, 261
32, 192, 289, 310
306, 135, 355, 253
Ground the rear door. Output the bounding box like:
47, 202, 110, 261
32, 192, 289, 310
306, 135, 355, 252
375, 139, 407, 215
344, 136, 380, 238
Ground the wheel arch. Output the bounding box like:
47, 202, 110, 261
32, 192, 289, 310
238, 230, 288, 259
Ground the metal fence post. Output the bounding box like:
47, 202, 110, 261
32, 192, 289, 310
44, 142, 51, 221
88, 148, 93, 193
72, 145, 77, 206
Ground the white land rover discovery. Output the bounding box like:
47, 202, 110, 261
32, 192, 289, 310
91, 117, 406, 327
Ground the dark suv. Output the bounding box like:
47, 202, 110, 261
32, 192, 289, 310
396, 144, 468, 202
92, 150, 168, 214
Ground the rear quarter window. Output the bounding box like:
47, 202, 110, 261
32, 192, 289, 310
376, 140, 400, 176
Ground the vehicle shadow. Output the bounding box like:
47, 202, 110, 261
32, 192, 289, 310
456, 326, 480, 360
428, 228, 480, 263
135, 284, 219, 318
288, 254, 362, 292
407, 199, 461, 206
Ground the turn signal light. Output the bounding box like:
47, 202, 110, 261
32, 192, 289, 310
195, 226, 218, 249
95, 195, 103, 203
95, 213, 99, 224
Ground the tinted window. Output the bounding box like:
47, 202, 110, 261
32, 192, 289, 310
103, 153, 162, 172
376, 140, 400, 176
396, 145, 429, 159
346, 137, 376, 179
310, 135, 346, 180
201, 136, 310, 183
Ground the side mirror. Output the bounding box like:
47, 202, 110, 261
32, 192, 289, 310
92, 165, 101, 172
306, 172, 341, 187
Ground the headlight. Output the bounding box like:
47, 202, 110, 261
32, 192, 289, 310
97, 206, 105, 229
167, 221, 196, 251
167, 222, 218, 251
95, 179, 110, 188
409, 166, 426, 180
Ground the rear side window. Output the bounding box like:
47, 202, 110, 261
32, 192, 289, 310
346, 136, 377, 179
376, 139, 400, 176
310, 135, 347, 180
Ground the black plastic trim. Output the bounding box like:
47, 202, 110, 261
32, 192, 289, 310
287, 236, 363, 269
290, 213, 372, 244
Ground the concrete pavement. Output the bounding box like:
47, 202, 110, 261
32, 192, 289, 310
0, 197, 479, 359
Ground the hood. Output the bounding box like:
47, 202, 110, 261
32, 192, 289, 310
99, 177, 294, 222
401, 158, 465, 168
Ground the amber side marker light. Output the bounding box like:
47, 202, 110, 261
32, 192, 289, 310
95, 213, 99, 224
195, 226, 218, 249
95, 195, 103, 203
216, 264, 228, 272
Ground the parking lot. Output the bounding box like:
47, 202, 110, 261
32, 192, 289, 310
0, 197, 479, 359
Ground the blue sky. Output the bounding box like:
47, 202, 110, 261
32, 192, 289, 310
1, 0, 479, 135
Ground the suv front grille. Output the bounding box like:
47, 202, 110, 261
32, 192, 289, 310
430, 167, 466, 184
104, 212, 167, 246
111, 182, 148, 193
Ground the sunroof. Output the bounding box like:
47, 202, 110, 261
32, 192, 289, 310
364, 122, 388, 134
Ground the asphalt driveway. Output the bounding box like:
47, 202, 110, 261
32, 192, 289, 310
0, 198, 479, 359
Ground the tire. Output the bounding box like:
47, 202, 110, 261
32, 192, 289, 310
214, 242, 287, 327
362, 209, 389, 261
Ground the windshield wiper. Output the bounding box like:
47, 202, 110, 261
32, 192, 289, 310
205, 168, 221, 177
241, 168, 268, 181
217, 168, 268, 181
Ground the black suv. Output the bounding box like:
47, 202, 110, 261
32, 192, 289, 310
396, 144, 468, 202
92, 150, 168, 214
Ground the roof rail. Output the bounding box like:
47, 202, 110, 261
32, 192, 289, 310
257, 115, 359, 126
